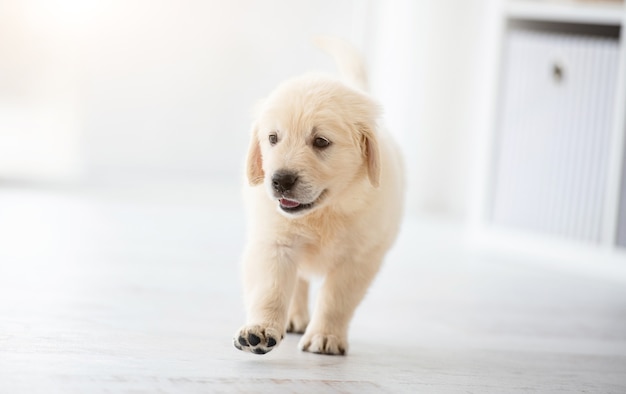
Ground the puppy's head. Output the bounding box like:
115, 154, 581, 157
246, 75, 380, 217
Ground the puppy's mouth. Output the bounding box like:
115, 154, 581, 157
278, 191, 325, 214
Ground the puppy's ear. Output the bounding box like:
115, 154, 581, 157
246, 126, 264, 186
360, 123, 381, 188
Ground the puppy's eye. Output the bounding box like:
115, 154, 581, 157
313, 137, 330, 149
269, 133, 278, 145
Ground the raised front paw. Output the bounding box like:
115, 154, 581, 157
233, 325, 283, 355
298, 332, 347, 356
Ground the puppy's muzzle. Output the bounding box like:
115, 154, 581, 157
272, 170, 299, 194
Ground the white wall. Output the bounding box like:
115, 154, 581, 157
0, 0, 357, 182
0, 0, 501, 219
80, 0, 359, 181
366, 0, 501, 219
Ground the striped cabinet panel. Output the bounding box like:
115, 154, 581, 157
491, 29, 619, 243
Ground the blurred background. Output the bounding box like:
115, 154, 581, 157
2, 0, 626, 268
0, 0, 499, 219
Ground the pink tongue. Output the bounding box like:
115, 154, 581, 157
280, 198, 300, 208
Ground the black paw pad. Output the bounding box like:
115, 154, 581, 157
267, 337, 277, 347
238, 336, 249, 347
253, 348, 267, 355
248, 333, 261, 346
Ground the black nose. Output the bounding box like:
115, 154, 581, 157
272, 171, 298, 193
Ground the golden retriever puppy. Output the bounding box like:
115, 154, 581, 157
233, 38, 404, 355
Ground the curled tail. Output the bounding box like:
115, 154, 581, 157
312, 36, 369, 92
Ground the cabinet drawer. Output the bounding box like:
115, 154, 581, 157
491, 29, 619, 242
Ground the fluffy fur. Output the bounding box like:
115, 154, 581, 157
233, 38, 404, 356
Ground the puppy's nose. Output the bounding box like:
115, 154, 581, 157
272, 171, 298, 193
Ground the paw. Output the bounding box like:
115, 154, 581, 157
233, 325, 283, 355
286, 312, 309, 334
298, 332, 347, 355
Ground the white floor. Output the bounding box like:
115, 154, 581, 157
1, 179, 625, 393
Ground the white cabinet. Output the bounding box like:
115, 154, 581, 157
493, 29, 620, 242
473, 1, 626, 270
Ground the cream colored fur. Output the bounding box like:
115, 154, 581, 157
233, 38, 404, 356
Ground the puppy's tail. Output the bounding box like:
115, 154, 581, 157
313, 35, 369, 92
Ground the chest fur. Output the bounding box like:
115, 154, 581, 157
278, 212, 361, 275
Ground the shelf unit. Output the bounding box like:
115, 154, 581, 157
472, 0, 626, 279
507, 0, 624, 25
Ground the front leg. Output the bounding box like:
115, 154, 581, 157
234, 243, 298, 355
299, 253, 383, 355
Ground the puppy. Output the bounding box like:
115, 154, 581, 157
233, 38, 404, 355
